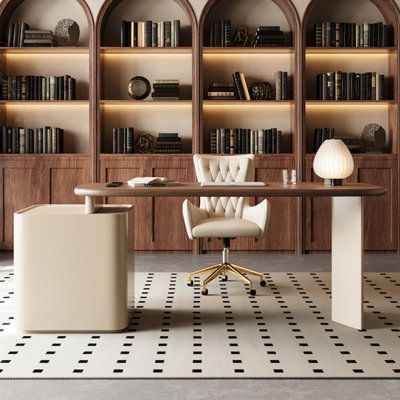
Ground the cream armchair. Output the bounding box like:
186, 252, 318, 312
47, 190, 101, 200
182, 154, 271, 295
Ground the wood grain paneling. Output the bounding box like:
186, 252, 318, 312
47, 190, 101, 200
50, 168, 88, 204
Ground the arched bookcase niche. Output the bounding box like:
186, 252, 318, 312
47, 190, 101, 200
95, 0, 198, 157
199, 0, 301, 156
0, 0, 94, 47
302, 0, 400, 252
198, 1, 302, 253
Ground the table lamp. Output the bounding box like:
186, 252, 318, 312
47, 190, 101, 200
313, 139, 354, 186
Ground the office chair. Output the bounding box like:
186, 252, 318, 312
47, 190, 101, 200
182, 154, 271, 295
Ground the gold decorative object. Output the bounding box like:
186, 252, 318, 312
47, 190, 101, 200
135, 133, 156, 153
232, 27, 255, 47
250, 82, 274, 100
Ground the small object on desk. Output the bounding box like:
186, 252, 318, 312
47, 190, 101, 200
282, 169, 296, 185
106, 181, 123, 187
200, 182, 266, 187
291, 169, 297, 185
127, 177, 174, 187
282, 169, 289, 185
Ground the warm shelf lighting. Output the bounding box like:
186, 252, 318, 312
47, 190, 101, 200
101, 100, 192, 108
306, 101, 392, 110
203, 101, 292, 109
101, 47, 192, 55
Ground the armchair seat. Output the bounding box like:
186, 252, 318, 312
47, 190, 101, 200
192, 218, 262, 238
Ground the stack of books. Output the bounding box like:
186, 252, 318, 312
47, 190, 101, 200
313, 22, 390, 47
151, 80, 179, 100
275, 71, 289, 100
0, 75, 76, 100
232, 71, 251, 100
316, 71, 385, 100
313, 128, 335, 152
120, 20, 180, 47
313, 128, 361, 153
155, 133, 182, 153
209, 20, 232, 47
253, 26, 284, 47
7, 23, 54, 47
207, 82, 235, 100
0, 126, 63, 154
210, 127, 282, 154
112, 127, 134, 154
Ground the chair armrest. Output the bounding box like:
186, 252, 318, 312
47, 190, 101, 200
182, 199, 208, 240
242, 199, 271, 238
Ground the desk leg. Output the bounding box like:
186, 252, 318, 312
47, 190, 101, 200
85, 196, 96, 214
331, 196, 364, 330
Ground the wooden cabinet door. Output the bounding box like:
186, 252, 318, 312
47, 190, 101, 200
99, 158, 150, 251
305, 155, 397, 251
203, 155, 297, 252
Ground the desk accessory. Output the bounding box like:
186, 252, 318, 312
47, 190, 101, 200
313, 139, 354, 186
128, 76, 151, 100
200, 181, 266, 186
127, 177, 173, 187
106, 182, 123, 187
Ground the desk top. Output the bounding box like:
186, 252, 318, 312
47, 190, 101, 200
74, 182, 386, 198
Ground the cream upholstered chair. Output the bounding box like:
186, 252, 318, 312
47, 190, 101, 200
182, 154, 271, 295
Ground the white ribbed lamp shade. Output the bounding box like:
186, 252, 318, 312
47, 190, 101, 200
313, 139, 354, 180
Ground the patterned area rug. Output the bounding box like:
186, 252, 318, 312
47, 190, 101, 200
0, 270, 400, 378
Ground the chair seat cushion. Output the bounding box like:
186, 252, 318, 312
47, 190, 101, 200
192, 218, 262, 238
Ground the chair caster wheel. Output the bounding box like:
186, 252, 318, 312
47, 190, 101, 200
201, 288, 208, 296
250, 288, 256, 296
221, 274, 228, 281
187, 280, 194, 287
260, 280, 267, 287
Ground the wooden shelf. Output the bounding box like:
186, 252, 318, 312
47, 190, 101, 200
203, 47, 294, 54
0, 153, 89, 158
0, 47, 89, 54
203, 100, 293, 106
100, 100, 192, 106
306, 100, 395, 106
306, 47, 396, 54
101, 47, 191, 54
305, 153, 396, 159
0, 100, 89, 106
100, 153, 192, 158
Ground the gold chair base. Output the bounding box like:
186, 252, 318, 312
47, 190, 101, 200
187, 262, 266, 295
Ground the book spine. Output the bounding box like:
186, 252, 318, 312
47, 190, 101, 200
216, 128, 221, 153
276, 130, 282, 154
144, 21, 152, 47
57, 128, 64, 153
173, 20, 180, 47
121, 21, 129, 47
112, 128, 118, 153
19, 128, 25, 153
51, 127, 57, 154
282, 71, 288, 100
46, 126, 52, 154
223, 20, 231, 47
229, 128, 234, 154
164, 21, 171, 47
232, 72, 245, 100
152, 23, 157, 47
215, 20, 222, 47
117, 128, 124, 153
126, 127, 134, 153
275, 71, 282, 100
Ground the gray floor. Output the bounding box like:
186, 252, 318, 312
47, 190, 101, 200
1, 250, 400, 399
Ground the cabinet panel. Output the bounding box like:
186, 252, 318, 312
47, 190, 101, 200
101, 166, 150, 251
3, 167, 49, 245
50, 168, 89, 204
305, 155, 397, 251
203, 155, 297, 252
152, 166, 194, 250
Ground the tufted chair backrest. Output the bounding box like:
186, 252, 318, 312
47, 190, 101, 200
193, 154, 255, 218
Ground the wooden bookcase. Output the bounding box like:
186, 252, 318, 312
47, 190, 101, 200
0, 0, 399, 254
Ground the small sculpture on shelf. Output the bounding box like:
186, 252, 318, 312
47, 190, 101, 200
128, 76, 151, 100
135, 133, 156, 153
250, 82, 273, 100
232, 27, 255, 47
360, 123, 386, 153
54, 19, 80, 46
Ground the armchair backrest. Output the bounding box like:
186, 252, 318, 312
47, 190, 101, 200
193, 154, 255, 218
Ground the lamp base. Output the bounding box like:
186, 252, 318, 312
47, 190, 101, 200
324, 178, 343, 186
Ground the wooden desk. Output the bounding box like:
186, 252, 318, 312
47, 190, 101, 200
74, 182, 386, 330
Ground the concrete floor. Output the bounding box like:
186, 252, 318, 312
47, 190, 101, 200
1, 251, 400, 400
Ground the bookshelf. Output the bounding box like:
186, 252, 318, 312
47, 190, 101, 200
0, 0, 399, 254
0, 0, 94, 250
303, 0, 399, 251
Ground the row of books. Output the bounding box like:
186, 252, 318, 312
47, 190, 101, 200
209, 20, 231, 47
0, 75, 77, 101
152, 80, 179, 100
0, 126, 64, 154
316, 71, 385, 101
254, 26, 284, 47
313, 22, 390, 48
155, 133, 182, 153
7, 22, 54, 47
313, 127, 361, 153
112, 127, 134, 153
120, 20, 180, 47
210, 128, 282, 154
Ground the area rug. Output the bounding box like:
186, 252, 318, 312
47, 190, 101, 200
0, 269, 400, 378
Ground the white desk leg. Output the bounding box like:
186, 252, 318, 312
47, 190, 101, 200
332, 196, 364, 330
85, 196, 96, 214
